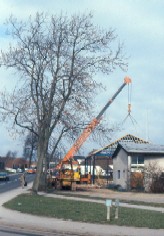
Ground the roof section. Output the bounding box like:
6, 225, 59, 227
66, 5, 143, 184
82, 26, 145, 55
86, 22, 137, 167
121, 143, 164, 153
88, 134, 148, 157
74, 156, 85, 161
112, 143, 164, 158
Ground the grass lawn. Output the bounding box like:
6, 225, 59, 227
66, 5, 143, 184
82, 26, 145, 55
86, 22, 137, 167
3, 193, 164, 229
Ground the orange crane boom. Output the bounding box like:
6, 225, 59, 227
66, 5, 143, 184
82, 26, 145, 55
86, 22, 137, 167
62, 77, 131, 163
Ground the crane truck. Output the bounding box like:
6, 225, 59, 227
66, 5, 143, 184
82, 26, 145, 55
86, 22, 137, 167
53, 77, 132, 190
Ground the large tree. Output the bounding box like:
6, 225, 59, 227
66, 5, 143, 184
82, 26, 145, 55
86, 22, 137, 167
0, 13, 127, 193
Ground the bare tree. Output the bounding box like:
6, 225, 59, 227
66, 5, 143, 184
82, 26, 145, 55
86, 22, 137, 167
0, 12, 127, 193
6, 150, 17, 158
23, 131, 38, 167
144, 161, 163, 192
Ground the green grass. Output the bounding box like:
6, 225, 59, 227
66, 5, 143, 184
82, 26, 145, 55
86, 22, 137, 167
3, 193, 164, 229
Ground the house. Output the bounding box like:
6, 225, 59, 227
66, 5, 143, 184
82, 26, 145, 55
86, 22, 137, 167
112, 142, 164, 191
85, 134, 148, 183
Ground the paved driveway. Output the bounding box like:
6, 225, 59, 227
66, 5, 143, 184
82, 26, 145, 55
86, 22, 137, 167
65, 188, 164, 203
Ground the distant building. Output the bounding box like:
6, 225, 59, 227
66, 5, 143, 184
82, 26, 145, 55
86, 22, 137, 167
0, 156, 29, 171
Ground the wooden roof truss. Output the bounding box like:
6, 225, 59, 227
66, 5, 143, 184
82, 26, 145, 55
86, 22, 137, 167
89, 134, 149, 157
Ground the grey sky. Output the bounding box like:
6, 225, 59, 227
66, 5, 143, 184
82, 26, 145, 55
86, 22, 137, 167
0, 0, 164, 156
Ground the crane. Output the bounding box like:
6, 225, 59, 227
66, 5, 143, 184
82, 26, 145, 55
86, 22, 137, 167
62, 76, 131, 162
54, 77, 132, 190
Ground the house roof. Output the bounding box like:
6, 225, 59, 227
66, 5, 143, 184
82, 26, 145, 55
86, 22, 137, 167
87, 133, 148, 157
74, 156, 85, 161
112, 143, 164, 158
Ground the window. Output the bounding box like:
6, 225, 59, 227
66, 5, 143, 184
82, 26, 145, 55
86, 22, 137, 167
131, 155, 144, 165
117, 170, 120, 179
131, 156, 137, 164
123, 169, 126, 178
138, 156, 144, 164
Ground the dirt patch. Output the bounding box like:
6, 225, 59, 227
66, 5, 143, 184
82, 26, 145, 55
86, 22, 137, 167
66, 188, 164, 203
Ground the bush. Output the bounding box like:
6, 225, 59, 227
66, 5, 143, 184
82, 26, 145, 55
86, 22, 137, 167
150, 173, 164, 193
144, 162, 164, 193
130, 172, 144, 191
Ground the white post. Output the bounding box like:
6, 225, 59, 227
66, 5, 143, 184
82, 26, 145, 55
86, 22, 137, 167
107, 206, 110, 221
115, 207, 118, 219
105, 199, 112, 221
115, 199, 119, 219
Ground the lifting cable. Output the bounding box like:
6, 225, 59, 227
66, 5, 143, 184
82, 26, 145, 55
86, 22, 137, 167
121, 82, 138, 128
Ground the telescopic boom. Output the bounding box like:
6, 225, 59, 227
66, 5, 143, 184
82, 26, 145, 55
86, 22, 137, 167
61, 77, 132, 162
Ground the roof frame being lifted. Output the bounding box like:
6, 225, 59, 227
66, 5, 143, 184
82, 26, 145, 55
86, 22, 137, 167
88, 133, 149, 157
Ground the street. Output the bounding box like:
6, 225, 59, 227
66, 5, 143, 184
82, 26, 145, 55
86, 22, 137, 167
0, 173, 35, 193
0, 225, 86, 236
0, 227, 41, 236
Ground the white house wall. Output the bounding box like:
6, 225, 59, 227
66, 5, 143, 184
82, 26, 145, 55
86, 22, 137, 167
113, 149, 129, 189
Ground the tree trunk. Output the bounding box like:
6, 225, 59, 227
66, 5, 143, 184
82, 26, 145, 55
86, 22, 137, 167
32, 136, 48, 194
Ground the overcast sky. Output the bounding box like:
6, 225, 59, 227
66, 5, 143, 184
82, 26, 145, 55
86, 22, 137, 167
0, 0, 164, 157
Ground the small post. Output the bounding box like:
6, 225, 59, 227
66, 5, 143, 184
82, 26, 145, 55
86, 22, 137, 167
105, 199, 112, 221
115, 199, 119, 219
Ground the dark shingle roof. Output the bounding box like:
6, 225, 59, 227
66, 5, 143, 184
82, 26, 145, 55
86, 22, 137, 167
113, 143, 164, 158
121, 143, 164, 153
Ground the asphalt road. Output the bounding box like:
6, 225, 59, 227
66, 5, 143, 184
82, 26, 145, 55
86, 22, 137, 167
0, 225, 86, 236
0, 227, 41, 236
0, 173, 35, 193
